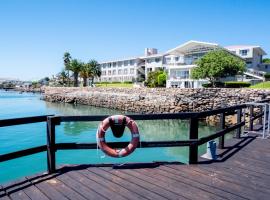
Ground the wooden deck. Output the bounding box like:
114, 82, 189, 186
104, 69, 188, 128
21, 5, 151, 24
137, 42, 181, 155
1, 135, 270, 200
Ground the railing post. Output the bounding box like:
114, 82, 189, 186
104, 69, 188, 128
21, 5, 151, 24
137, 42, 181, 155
189, 117, 198, 164
47, 117, 56, 173
258, 106, 263, 125
218, 113, 225, 149
249, 105, 254, 131
236, 108, 242, 139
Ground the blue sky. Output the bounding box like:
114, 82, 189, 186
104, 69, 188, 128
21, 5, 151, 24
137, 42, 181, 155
0, 0, 269, 80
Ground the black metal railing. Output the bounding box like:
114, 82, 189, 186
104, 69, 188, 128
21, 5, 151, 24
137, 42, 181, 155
0, 102, 267, 174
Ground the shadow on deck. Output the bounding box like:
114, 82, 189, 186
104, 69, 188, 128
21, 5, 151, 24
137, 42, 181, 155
1, 135, 270, 200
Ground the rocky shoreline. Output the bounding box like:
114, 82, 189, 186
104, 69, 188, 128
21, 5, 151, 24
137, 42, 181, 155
43, 87, 270, 123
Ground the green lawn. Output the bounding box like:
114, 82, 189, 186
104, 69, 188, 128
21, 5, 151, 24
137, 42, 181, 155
250, 81, 270, 89
95, 83, 133, 88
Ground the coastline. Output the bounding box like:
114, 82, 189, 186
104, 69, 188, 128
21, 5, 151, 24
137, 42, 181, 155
43, 87, 270, 123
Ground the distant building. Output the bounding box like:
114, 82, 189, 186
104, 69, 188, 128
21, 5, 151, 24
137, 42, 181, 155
98, 40, 268, 88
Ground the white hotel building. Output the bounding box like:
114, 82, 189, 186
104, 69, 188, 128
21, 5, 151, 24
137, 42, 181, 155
99, 40, 267, 88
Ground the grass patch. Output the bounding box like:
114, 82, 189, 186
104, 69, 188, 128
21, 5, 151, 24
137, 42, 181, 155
95, 83, 133, 88
250, 81, 270, 89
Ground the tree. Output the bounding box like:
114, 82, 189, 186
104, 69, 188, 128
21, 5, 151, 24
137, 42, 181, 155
263, 58, 270, 64
57, 69, 68, 85
191, 50, 245, 87
87, 60, 101, 86
63, 52, 72, 86
158, 73, 167, 87
79, 62, 89, 87
145, 70, 166, 87
69, 59, 83, 87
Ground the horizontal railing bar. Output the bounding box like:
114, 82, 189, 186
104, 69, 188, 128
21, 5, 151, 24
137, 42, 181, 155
0, 115, 53, 127
0, 145, 47, 162
252, 112, 264, 121
58, 112, 198, 122
197, 121, 245, 145
197, 105, 246, 118
56, 140, 197, 150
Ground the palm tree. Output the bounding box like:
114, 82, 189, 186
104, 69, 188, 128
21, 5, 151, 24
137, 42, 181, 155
57, 69, 68, 86
63, 52, 72, 86
87, 60, 101, 86
79, 62, 89, 87
69, 59, 82, 87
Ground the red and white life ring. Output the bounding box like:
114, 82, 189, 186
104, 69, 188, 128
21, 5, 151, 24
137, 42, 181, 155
96, 115, 140, 158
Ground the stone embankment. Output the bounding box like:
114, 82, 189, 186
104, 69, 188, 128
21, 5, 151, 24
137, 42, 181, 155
43, 87, 270, 117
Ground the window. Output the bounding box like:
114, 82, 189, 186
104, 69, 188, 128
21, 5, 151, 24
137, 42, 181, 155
124, 61, 128, 66
118, 69, 122, 75
155, 58, 160, 62
175, 57, 179, 62
124, 69, 128, 74
112, 70, 116, 75
108, 70, 111, 75
166, 57, 171, 63
102, 71, 106, 75
118, 61, 123, 66
240, 49, 249, 56
108, 63, 111, 68
147, 68, 152, 73
130, 68, 134, 74
113, 62, 117, 67
130, 60, 135, 65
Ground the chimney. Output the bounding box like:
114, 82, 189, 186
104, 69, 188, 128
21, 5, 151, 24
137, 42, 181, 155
144, 48, 158, 56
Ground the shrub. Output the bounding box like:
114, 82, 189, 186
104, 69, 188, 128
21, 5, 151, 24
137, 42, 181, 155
224, 81, 251, 88
202, 82, 224, 88
123, 81, 133, 84
264, 73, 270, 79
145, 70, 167, 88
157, 73, 167, 87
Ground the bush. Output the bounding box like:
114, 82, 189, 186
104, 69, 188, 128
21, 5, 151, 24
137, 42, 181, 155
157, 73, 167, 87
123, 81, 133, 84
224, 81, 251, 88
264, 73, 270, 79
202, 82, 224, 88
145, 70, 167, 88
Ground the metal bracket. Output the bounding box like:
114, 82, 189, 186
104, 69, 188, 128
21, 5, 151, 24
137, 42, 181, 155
109, 117, 126, 138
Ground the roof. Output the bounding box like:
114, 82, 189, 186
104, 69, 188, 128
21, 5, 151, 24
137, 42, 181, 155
139, 53, 164, 59
225, 45, 267, 55
165, 40, 220, 55
99, 56, 143, 64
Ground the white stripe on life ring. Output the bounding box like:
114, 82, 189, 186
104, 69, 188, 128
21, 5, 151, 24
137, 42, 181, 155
114, 116, 119, 123
99, 137, 105, 142
132, 133, 140, 138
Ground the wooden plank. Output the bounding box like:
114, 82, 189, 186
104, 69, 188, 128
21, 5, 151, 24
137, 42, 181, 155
118, 169, 187, 200
101, 167, 180, 200
3, 178, 31, 200
27, 172, 87, 200
169, 165, 270, 200
191, 164, 270, 191
138, 166, 243, 200
125, 167, 227, 200
22, 185, 49, 200
79, 167, 146, 200
0, 186, 10, 200
57, 173, 107, 200
89, 167, 167, 200
66, 170, 128, 200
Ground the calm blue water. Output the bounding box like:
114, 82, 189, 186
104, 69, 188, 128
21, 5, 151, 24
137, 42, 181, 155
0, 90, 219, 184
